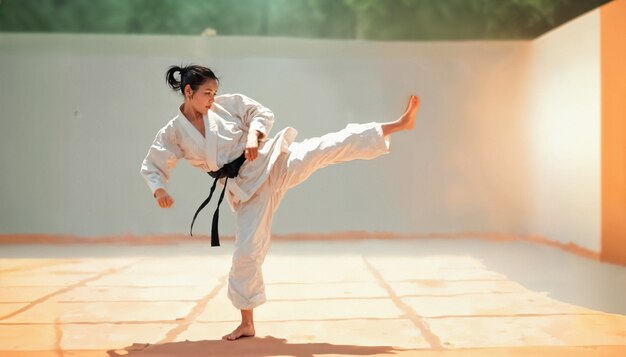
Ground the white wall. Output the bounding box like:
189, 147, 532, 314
0, 12, 603, 252
3, 16, 604, 252
522, 10, 601, 251
0, 33, 533, 237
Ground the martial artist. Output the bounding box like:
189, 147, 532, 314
140, 64, 420, 340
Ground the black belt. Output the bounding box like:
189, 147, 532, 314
190, 153, 246, 246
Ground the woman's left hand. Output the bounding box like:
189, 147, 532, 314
245, 132, 260, 161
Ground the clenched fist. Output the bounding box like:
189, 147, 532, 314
154, 188, 174, 208
245, 131, 261, 161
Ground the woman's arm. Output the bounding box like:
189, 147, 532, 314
140, 123, 183, 208
232, 93, 275, 141
154, 188, 174, 208
245, 130, 262, 161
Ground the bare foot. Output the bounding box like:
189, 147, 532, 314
399, 95, 420, 130
222, 323, 255, 341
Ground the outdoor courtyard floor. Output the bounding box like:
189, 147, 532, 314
1, 238, 625, 356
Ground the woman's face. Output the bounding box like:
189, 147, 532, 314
185, 79, 219, 113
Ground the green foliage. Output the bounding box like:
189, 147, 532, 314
0, 0, 611, 40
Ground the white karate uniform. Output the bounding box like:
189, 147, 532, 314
141, 93, 391, 310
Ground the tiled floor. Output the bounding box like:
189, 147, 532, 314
1, 238, 625, 356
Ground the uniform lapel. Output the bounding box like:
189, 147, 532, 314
205, 110, 220, 171
177, 110, 205, 142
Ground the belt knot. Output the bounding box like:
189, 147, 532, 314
190, 153, 246, 246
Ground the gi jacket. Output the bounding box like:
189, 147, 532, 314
140, 93, 298, 209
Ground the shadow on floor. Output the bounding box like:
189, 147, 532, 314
106, 336, 400, 357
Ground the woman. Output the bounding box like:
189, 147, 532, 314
140, 64, 419, 341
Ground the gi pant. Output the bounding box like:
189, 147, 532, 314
227, 122, 391, 310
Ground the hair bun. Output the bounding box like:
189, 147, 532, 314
165, 64, 219, 95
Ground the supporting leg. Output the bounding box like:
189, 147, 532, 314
224, 174, 284, 340
222, 309, 255, 341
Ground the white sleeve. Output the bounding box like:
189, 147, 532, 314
235, 93, 275, 141
140, 124, 184, 196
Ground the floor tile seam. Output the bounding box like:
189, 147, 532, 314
266, 296, 391, 302
390, 278, 508, 283
8, 273, 104, 277
0, 260, 81, 275
263, 291, 533, 302
51, 299, 203, 303
78, 286, 218, 289
0, 262, 140, 274
2, 345, 626, 354
0, 321, 181, 325
194, 317, 416, 323
156, 274, 228, 344
76, 284, 222, 288
263, 280, 378, 285
0, 285, 84, 288
0, 259, 143, 321
397, 292, 539, 298
424, 312, 618, 319
0, 316, 408, 325
53, 317, 63, 357
1, 278, 511, 285
262, 279, 512, 285
76, 273, 221, 277
264, 282, 383, 285
381, 270, 504, 275
20, 314, 618, 328
436, 344, 626, 350
2, 272, 104, 277
362, 256, 444, 350
23, 297, 390, 303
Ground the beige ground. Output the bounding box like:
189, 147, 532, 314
1, 239, 625, 357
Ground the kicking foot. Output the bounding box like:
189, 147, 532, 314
399, 95, 420, 130
222, 323, 256, 341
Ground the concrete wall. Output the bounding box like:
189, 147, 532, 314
0, 8, 603, 252
522, 10, 601, 251
0, 34, 530, 237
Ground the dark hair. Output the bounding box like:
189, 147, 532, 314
165, 64, 219, 95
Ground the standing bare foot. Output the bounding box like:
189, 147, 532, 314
222, 323, 255, 341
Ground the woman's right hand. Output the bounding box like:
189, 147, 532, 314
154, 188, 174, 208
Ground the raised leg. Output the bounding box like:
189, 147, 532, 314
381, 95, 420, 136
222, 95, 420, 340
281, 95, 419, 190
